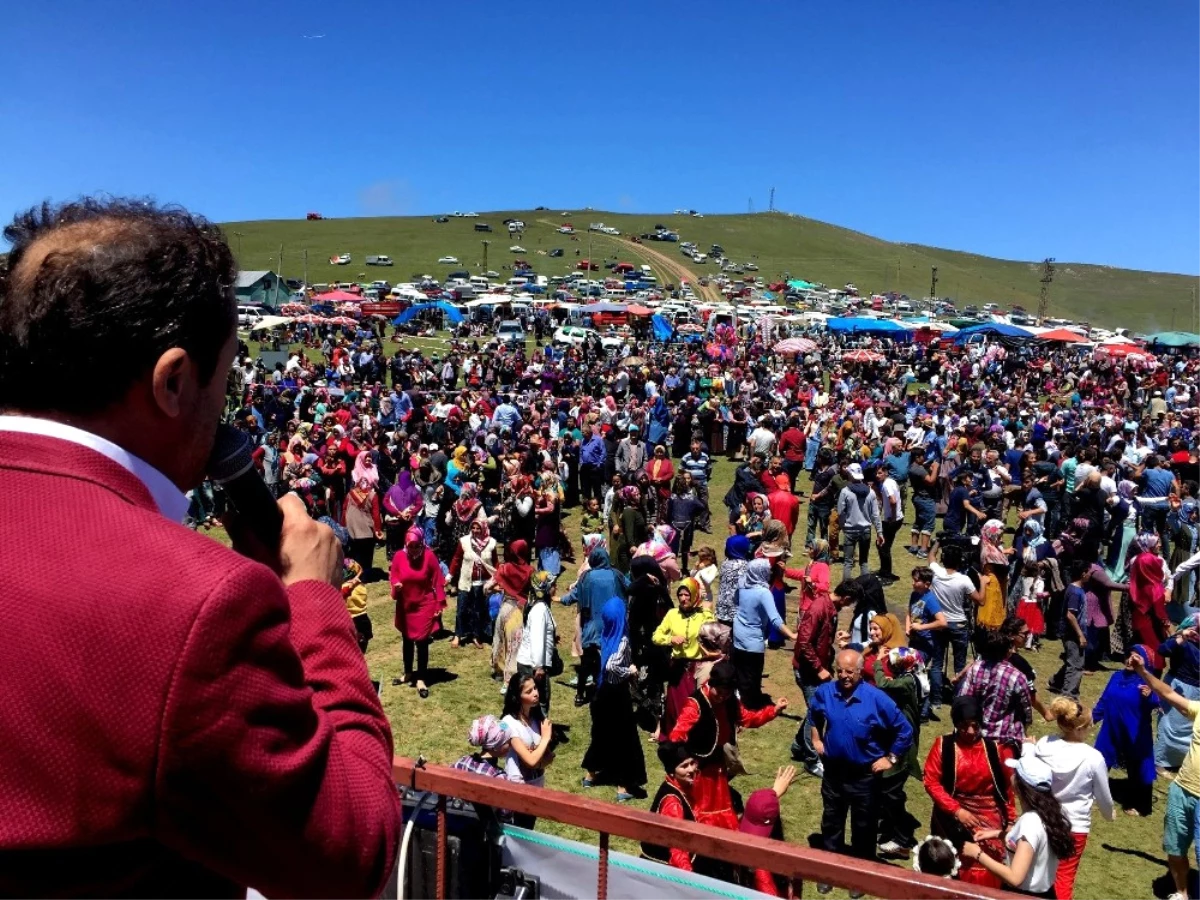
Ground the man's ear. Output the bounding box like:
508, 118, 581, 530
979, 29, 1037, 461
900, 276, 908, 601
151, 348, 191, 418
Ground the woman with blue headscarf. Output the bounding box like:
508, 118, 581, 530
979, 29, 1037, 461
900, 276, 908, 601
1094, 645, 1162, 817
716, 535, 752, 625
732, 559, 798, 710
581, 596, 647, 802
647, 394, 671, 447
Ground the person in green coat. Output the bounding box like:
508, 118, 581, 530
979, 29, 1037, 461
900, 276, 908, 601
872, 647, 926, 858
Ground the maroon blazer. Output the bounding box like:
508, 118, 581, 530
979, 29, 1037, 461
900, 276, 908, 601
0, 433, 401, 897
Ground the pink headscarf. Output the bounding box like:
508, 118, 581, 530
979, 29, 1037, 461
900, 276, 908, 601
352, 450, 379, 488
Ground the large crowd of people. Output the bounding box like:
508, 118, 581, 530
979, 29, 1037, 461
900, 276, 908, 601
224, 305, 1200, 899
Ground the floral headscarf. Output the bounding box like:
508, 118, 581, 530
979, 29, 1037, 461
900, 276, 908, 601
619, 485, 641, 505
1134, 532, 1161, 555
468, 714, 509, 752
980, 519, 1009, 567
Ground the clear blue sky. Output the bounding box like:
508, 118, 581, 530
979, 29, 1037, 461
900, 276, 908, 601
3, 0, 1197, 273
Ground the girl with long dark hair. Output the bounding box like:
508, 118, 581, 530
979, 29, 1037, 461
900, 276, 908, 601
500, 672, 554, 828
962, 753, 1074, 898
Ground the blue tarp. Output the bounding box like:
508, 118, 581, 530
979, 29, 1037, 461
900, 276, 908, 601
392, 300, 464, 326
827, 317, 913, 338
651, 314, 674, 342
952, 322, 1034, 344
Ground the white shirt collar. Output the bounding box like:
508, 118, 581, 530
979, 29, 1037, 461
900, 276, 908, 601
0, 415, 191, 523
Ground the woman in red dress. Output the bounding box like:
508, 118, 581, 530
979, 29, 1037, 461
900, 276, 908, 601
667, 660, 787, 831
646, 445, 675, 525
1128, 533, 1170, 648
390, 527, 446, 698
923, 695, 1016, 889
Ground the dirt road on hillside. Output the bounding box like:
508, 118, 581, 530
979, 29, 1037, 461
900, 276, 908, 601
536, 219, 720, 303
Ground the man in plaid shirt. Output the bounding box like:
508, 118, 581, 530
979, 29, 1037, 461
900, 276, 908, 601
957, 626, 1033, 752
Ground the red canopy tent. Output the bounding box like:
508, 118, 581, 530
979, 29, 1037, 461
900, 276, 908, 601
625, 304, 654, 316
1037, 328, 1088, 343
312, 289, 362, 302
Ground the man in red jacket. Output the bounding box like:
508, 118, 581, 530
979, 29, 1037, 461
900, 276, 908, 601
0, 198, 401, 897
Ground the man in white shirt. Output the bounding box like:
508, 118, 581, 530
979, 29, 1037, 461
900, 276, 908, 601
874, 465, 904, 583
747, 416, 777, 459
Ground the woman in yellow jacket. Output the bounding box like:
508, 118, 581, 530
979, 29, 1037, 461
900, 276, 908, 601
655, 578, 717, 736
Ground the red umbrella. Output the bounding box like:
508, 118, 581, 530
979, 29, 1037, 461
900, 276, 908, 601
313, 289, 362, 302
842, 348, 885, 363
295, 314, 329, 325
328, 316, 358, 326
1095, 343, 1143, 358
774, 337, 817, 354
626, 304, 654, 316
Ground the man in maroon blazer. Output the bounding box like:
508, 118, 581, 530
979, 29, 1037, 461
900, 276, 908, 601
0, 199, 401, 897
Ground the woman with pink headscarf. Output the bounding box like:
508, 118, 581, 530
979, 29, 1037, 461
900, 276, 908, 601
390, 527, 447, 698
342, 470, 383, 579
351, 449, 380, 489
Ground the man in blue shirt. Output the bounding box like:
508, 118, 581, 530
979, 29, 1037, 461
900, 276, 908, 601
810, 649, 913, 886
1138, 454, 1180, 556
492, 394, 522, 433
579, 425, 607, 504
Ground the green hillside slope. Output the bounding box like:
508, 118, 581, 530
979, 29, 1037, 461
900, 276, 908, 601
224, 210, 1197, 332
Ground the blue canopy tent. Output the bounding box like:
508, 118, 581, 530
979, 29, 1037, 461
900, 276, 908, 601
392, 300, 464, 326
1145, 331, 1200, 348
651, 314, 675, 342
826, 317, 914, 341
952, 322, 1034, 344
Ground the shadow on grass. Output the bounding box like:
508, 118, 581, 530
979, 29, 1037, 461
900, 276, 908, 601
1099, 844, 1193, 899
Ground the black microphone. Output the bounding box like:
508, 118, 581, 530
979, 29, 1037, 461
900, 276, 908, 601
208, 424, 284, 551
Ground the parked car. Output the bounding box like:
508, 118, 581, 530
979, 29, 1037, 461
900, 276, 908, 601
549, 248, 563, 257
474, 222, 492, 232
433, 216, 449, 223
509, 245, 527, 253
330, 253, 351, 265
745, 263, 758, 271
365, 255, 393, 266
495, 320, 527, 345
437, 256, 459, 264
553, 325, 623, 350
238, 305, 267, 327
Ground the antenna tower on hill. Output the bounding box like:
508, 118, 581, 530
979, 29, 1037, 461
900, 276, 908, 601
768, 187, 776, 212
1037, 257, 1056, 321
748, 197, 755, 213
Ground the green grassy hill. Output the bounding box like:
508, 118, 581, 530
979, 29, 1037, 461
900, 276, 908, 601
225, 210, 1197, 331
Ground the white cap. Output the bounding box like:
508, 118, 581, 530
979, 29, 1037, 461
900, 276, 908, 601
1006, 753, 1053, 792
847, 463, 864, 481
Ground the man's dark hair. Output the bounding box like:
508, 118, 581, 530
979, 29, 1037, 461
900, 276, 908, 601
941, 544, 964, 570
0, 197, 236, 414
972, 625, 1010, 663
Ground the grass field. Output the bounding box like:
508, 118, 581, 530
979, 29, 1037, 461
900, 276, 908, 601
223, 210, 1198, 333
206, 442, 1189, 900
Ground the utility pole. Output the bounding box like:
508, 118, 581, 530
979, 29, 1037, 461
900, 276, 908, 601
1036, 257, 1056, 322
748, 197, 754, 214
273, 243, 283, 307
929, 266, 938, 310
768, 186, 775, 212
303, 249, 308, 288
232, 231, 244, 258
481, 240, 489, 273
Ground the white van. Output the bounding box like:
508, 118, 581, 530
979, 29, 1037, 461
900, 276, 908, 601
605, 287, 627, 299
470, 276, 490, 291
506, 276, 531, 288
238, 305, 266, 327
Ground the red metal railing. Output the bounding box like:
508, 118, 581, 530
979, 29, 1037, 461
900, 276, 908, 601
392, 757, 1010, 900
